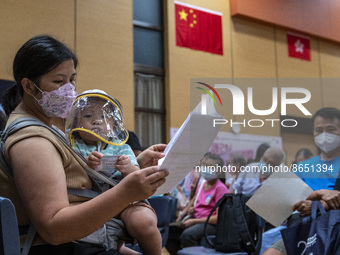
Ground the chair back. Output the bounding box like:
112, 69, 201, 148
149, 196, 177, 247
0, 196, 21, 255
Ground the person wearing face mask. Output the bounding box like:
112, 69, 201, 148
263, 107, 340, 255
231, 147, 285, 195
0, 35, 168, 255
165, 153, 229, 255
293, 107, 340, 192
227, 153, 246, 191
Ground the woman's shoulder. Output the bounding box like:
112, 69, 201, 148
4, 116, 67, 157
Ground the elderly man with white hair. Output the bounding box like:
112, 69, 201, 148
231, 147, 285, 195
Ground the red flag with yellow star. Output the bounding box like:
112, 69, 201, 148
287, 32, 311, 61
175, 1, 223, 55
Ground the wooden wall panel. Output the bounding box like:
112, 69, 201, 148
0, 0, 75, 80
229, 18, 278, 135
275, 29, 320, 78
165, 0, 232, 139
320, 79, 340, 109
76, 0, 134, 130
274, 29, 322, 118
231, 18, 276, 78
319, 40, 340, 78
232, 78, 280, 136
319, 39, 340, 108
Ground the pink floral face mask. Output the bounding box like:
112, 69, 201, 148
33, 83, 78, 118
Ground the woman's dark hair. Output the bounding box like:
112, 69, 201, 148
255, 142, 270, 162
205, 153, 225, 168
231, 153, 246, 167
2, 35, 78, 116
0, 110, 7, 131
295, 148, 313, 161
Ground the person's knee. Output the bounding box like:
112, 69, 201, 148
127, 210, 158, 237
263, 238, 286, 255
262, 247, 286, 255
180, 228, 199, 247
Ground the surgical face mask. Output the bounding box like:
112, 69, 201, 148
258, 161, 267, 172
314, 132, 340, 153
34, 83, 78, 118
200, 166, 217, 181
258, 161, 273, 177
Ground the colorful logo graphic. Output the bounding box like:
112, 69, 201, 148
196, 82, 222, 106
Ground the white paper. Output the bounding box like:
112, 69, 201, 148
155, 95, 222, 195
246, 170, 313, 227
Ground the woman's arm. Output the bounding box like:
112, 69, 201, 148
181, 213, 218, 228
11, 136, 168, 245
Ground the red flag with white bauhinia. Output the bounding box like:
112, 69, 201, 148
287, 32, 311, 61
175, 1, 223, 55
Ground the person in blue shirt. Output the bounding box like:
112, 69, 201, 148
264, 107, 340, 255
231, 147, 285, 195
294, 107, 340, 191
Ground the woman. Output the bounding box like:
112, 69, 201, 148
0, 35, 168, 254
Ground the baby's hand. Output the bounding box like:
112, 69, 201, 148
87, 151, 103, 170
116, 155, 139, 177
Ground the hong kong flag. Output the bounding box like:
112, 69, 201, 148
287, 32, 311, 61
175, 1, 223, 55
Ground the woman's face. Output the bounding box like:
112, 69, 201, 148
36, 59, 77, 95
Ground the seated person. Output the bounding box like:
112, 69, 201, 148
172, 168, 200, 210
0, 34, 168, 255
126, 131, 143, 157
232, 147, 285, 195
293, 147, 313, 164
66, 89, 161, 255
0, 109, 6, 130
165, 153, 229, 255
227, 153, 246, 191
264, 107, 340, 255
171, 155, 207, 211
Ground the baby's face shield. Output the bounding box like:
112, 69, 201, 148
65, 93, 129, 147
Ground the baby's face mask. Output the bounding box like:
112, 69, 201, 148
65, 92, 128, 147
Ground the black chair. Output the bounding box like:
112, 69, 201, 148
0, 196, 21, 255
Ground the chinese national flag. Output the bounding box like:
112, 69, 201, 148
287, 32, 311, 61
175, 1, 223, 55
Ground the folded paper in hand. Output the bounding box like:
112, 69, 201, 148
246, 170, 313, 227
154, 95, 222, 195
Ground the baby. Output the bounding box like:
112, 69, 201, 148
66, 89, 161, 255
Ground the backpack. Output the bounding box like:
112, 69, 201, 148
204, 193, 264, 254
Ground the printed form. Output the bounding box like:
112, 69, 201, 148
246, 170, 313, 227
155, 95, 221, 196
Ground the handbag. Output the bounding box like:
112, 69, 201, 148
204, 193, 263, 254
281, 201, 340, 255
